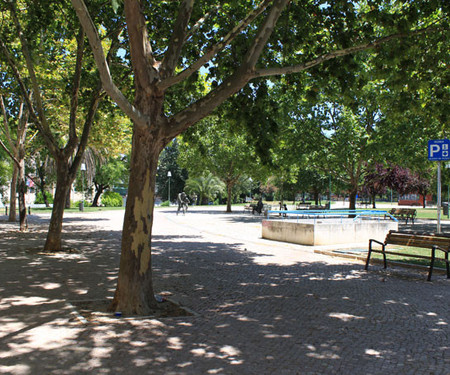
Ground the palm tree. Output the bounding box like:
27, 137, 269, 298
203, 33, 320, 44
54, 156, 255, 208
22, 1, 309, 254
185, 172, 225, 205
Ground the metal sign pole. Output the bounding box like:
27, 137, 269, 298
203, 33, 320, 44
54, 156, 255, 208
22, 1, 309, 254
437, 161, 441, 233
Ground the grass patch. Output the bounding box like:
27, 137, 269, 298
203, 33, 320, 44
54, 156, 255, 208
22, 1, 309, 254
371, 245, 448, 269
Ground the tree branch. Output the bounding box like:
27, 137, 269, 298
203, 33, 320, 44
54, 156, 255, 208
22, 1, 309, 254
0, 138, 20, 166
0, 94, 16, 154
0, 35, 59, 157
166, 71, 252, 139
158, 0, 273, 90
242, 0, 290, 70
71, 82, 105, 177
252, 27, 438, 78
71, 0, 149, 128
160, 0, 194, 79
8, 2, 60, 155
184, 4, 222, 43
69, 27, 85, 143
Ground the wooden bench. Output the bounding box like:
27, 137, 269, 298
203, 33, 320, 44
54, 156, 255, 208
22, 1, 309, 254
296, 203, 311, 210
388, 208, 417, 224
243, 202, 271, 215
365, 230, 450, 281
243, 203, 256, 213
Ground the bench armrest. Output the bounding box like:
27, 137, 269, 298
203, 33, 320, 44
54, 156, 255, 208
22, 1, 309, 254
434, 245, 449, 254
369, 239, 384, 247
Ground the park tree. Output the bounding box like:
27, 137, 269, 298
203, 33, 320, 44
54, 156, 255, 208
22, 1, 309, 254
0, 1, 125, 250
30, 148, 56, 208
362, 163, 388, 208
71, 0, 447, 314
83, 112, 133, 206
185, 172, 225, 205
91, 156, 128, 207
156, 139, 188, 202
179, 113, 261, 212
0, 93, 32, 230
0, 150, 10, 204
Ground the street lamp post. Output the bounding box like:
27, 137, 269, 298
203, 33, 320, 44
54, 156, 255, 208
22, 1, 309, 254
80, 163, 86, 211
167, 171, 172, 204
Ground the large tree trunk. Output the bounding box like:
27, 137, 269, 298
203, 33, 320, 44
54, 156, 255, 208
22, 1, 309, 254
110, 127, 165, 315
43, 161, 72, 251
8, 163, 18, 222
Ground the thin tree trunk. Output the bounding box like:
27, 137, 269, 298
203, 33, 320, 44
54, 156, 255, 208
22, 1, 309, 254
8, 164, 18, 222
65, 188, 71, 209
91, 184, 105, 207
43, 189, 50, 207
226, 182, 232, 213
421, 193, 426, 208
349, 190, 357, 210
314, 192, 319, 205
37, 163, 50, 207
17, 159, 27, 231
110, 128, 165, 315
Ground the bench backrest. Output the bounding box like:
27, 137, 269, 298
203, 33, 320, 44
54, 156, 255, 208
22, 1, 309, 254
385, 230, 450, 249
389, 208, 416, 215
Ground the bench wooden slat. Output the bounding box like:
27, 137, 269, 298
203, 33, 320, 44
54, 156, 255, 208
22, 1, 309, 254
369, 249, 434, 260
386, 235, 450, 249
387, 239, 450, 249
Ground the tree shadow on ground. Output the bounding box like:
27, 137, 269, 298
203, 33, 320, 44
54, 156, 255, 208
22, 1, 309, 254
1, 221, 449, 374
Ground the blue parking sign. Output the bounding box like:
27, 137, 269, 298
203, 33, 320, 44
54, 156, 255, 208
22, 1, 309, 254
428, 139, 450, 161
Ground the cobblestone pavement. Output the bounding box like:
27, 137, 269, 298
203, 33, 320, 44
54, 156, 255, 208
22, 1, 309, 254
0, 207, 449, 375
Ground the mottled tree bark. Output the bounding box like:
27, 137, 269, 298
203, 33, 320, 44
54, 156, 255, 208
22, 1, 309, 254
110, 126, 165, 314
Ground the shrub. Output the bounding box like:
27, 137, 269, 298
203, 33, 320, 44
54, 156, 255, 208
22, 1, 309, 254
72, 200, 84, 208
35, 191, 54, 204
160, 200, 170, 207
101, 191, 123, 207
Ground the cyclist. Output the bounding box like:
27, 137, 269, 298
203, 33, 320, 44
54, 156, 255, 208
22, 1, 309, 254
177, 192, 190, 215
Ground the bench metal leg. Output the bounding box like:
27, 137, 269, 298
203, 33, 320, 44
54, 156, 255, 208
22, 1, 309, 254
445, 252, 449, 279
427, 247, 436, 281
364, 246, 372, 270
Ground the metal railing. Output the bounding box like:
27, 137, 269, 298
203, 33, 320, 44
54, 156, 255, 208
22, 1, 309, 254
266, 209, 398, 224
